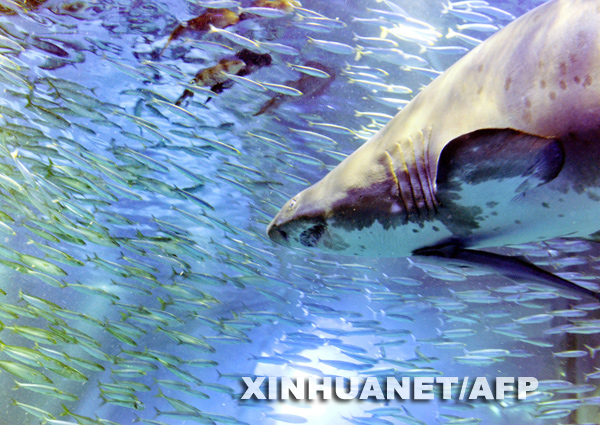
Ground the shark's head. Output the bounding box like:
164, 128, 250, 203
267, 139, 439, 257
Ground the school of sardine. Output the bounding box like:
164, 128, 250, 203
0, 0, 598, 424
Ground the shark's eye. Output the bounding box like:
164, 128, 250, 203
288, 197, 298, 209
299, 223, 326, 247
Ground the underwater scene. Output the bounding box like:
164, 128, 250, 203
0, 0, 599, 424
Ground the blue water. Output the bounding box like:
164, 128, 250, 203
0, 0, 598, 424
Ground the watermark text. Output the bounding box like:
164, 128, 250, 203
241, 376, 538, 401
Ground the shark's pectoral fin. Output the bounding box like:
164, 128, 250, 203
413, 243, 600, 301
436, 128, 565, 198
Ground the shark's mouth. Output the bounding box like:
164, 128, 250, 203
299, 223, 327, 247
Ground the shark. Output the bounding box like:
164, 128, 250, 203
267, 0, 600, 300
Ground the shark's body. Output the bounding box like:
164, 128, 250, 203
267, 0, 600, 299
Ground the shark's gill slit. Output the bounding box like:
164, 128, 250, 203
415, 129, 437, 215
399, 137, 421, 216
392, 143, 411, 220
423, 126, 439, 213
383, 150, 404, 212
405, 135, 424, 217
411, 131, 432, 216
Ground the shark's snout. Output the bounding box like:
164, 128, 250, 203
266, 221, 289, 245
266, 194, 298, 246
266, 187, 330, 249
268, 216, 327, 249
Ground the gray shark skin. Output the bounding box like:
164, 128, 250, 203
267, 0, 600, 299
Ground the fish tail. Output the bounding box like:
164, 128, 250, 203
60, 404, 71, 417
160, 24, 186, 56
379, 26, 389, 39
253, 97, 278, 116
585, 344, 598, 359
46, 158, 55, 177
158, 297, 171, 310
354, 45, 364, 61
